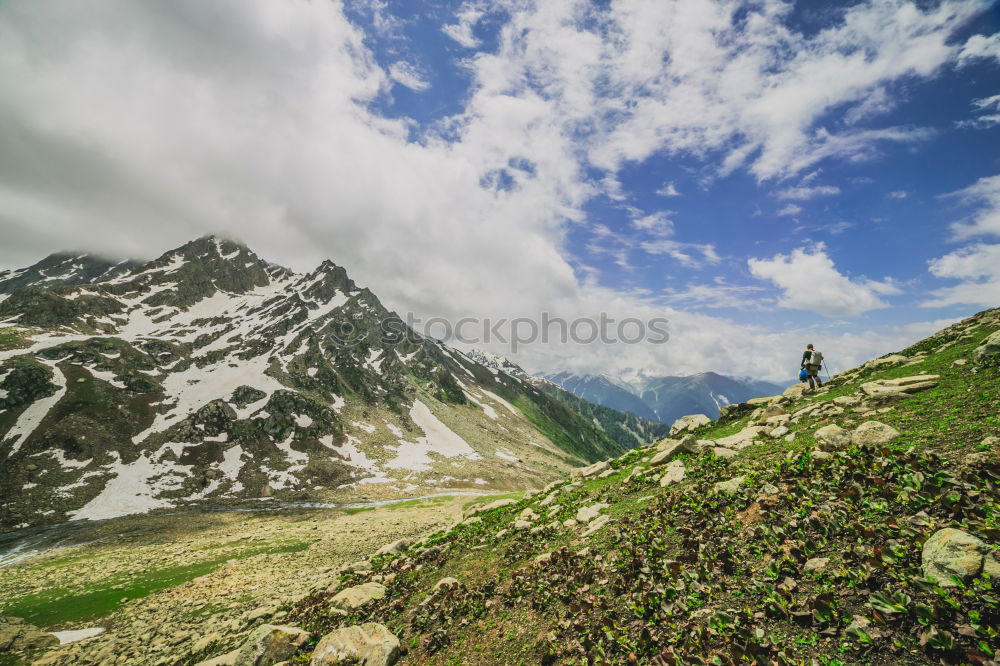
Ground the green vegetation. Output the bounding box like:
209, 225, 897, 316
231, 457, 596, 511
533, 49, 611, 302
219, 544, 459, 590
2, 541, 310, 627
284, 309, 1000, 664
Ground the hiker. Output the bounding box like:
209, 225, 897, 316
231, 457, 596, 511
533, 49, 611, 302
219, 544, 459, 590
801, 344, 824, 391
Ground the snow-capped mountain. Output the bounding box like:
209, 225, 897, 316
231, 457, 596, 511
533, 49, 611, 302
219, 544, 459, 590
544, 370, 784, 425
0, 236, 648, 530
0, 252, 140, 295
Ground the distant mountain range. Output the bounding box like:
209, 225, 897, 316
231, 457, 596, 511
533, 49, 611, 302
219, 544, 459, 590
543, 370, 784, 425
0, 236, 663, 530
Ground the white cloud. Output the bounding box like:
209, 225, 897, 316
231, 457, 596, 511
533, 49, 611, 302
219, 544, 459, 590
631, 211, 674, 235
888, 190, 909, 199
656, 181, 680, 197
748, 245, 900, 317
387, 61, 430, 91
777, 185, 841, 201
663, 279, 767, 310
442, 2, 485, 48
777, 203, 803, 217
957, 94, 1000, 129
0, 0, 988, 383
639, 240, 720, 269
924, 243, 1000, 308
946, 174, 1000, 239
958, 32, 1000, 65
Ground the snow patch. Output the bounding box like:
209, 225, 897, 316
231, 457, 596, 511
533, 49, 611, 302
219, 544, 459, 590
385, 400, 481, 471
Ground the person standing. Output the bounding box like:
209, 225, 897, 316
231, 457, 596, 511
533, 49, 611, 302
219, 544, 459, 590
801, 344, 824, 391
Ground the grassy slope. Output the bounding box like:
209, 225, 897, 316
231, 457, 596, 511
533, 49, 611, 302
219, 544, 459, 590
284, 309, 999, 665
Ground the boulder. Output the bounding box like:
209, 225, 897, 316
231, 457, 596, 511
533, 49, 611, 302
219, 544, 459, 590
572, 460, 610, 479
859, 375, 939, 397
0, 615, 59, 652
803, 557, 830, 574
432, 577, 460, 592
464, 497, 518, 518
659, 462, 685, 487
375, 539, 409, 556
677, 434, 701, 453
760, 404, 786, 421
649, 440, 684, 466
973, 330, 1000, 364
311, 623, 400, 666
233, 625, 310, 666
669, 414, 711, 436
582, 514, 611, 537
850, 421, 900, 447
814, 424, 851, 451
712, 446, 738, 459
714, 475, 745, 494
330, 582, 387, 611
769, 425, 789, 439
576, 503, 609, 523
714, 425, 767, 450
782, 384, 808, 401
922, 528, 999, 587
810, 450, 832, 460
747, 395, 781, 406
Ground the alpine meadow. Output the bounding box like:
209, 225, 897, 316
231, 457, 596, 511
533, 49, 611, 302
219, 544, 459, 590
1, 2, 999, 666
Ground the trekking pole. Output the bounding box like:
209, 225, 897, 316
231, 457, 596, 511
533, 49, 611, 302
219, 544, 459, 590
822, 361, 831, 382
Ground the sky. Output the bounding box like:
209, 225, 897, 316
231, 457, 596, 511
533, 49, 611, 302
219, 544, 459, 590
1, 0, 999, 383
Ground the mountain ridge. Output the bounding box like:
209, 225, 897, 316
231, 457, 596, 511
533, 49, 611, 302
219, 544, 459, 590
544, 369, 784, 424
0, 236, 654, 531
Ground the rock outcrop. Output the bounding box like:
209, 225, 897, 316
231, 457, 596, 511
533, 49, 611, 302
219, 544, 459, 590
311, 623, 400, 666
922, 528, 1000, 587
0, 615, 59, 652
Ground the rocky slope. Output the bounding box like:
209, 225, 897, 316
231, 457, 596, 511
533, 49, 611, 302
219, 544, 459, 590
180, 306, 995, 666
545, 370, 784, 424
2, 308, 998, 666
0, 236, 648, 531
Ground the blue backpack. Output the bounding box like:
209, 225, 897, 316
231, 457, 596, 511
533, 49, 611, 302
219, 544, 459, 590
799, 367, 809, 381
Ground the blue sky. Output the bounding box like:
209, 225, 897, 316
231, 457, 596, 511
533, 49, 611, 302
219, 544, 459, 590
1, 1, 999, 380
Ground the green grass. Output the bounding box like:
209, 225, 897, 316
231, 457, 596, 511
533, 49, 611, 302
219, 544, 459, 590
2, 541, 310, 628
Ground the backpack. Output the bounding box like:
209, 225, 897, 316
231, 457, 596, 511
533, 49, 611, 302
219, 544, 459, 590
810, 350, 824, 366
799, 367, 808, 381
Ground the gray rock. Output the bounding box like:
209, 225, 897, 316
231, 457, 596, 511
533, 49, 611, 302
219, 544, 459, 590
375, 539, 409, 556
464, 497, 518, 518
712, 446, 738, 459
432, 577, 460, 592
330, 582, 387, 611
311, 623, 400, 666
0, 615, 59, 652
572, 460, 610, 479
782, 384, 808, 401
922, 528, 998, 587
678, 434, 701, 453
576, 503, 609, 523
714, 426, 767, 450
233, 625, 310, 666
973, 330, 1000, 364
714, 475, 745, 494
659, 462, 685, 487
769, 425, 789, 439
814, 424, 851, 451
810, 450, 832, 460
581, 514, 611, 537
669, 414, 711, 436
803, 557, 830, 573
649, 441, 684, 466
850, 421, 900, 447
